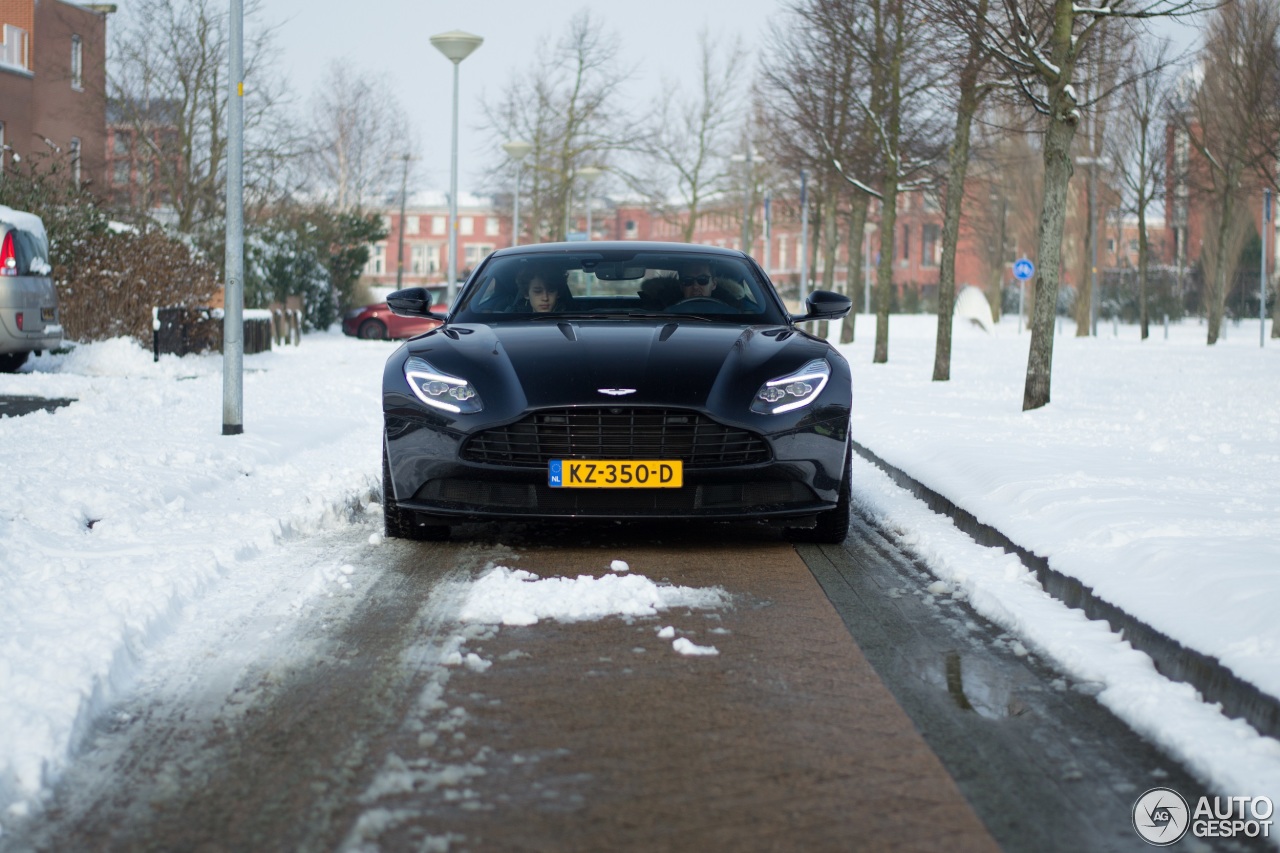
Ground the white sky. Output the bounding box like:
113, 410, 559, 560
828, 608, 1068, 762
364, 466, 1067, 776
268, 0, 787, 196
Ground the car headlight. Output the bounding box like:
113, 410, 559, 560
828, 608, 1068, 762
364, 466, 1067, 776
751, 359, 830, 414
404, 356, 483, 414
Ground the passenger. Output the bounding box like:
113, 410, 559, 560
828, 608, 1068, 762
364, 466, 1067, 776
517, 270, 571, 313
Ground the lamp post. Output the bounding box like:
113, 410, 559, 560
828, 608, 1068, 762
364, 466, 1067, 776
395, 152, 413, 289
731, 150, 765, 256
577, 165, 603, 240
502, 140, 532, 247
430, 29, 483, 306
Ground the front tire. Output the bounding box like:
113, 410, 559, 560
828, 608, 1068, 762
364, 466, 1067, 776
359, 319, 388, 340
382, 441, 449, 541
788, 443, 851, 545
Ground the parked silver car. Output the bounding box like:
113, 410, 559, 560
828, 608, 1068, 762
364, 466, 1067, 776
0, 205, 61, 372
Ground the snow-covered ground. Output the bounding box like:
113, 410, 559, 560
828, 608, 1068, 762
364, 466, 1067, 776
1, 315, 1278, 833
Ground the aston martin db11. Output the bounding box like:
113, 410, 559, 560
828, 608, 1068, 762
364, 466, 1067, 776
380, 242, 853, 542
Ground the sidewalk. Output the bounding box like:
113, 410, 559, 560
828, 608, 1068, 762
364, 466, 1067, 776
344, 542, 1000, 851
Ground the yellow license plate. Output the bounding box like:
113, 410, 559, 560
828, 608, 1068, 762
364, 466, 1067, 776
549, 459, 683, 488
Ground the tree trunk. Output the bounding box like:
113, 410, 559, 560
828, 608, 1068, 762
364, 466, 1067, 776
842, 196, 868, 344
875, 176, 898, 364
1207, 185, 1235, 345
933, 83, 978, 382
1138, 205, 1149, 340
1023, 109, 1078, 410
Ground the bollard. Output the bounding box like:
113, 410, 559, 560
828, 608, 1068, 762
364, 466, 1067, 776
1164, 314, 1169, 340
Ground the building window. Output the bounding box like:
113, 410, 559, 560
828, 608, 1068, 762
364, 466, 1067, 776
1, 25, 30, 71
922, 223, 940, 268
112, 160, 130, 185
405, 215, 419, 235
902, 225, 911, 262
463, 244, 493, 268
70, 138, 81, 186
411, 244, 441, 275
485, 216, 500, 236
112, 131, 130, 156
459, 217, 474, 236
367, 244, 386, 275
70, 35, 83, 90
624, 219, 637, 239
431, 215, 446, 235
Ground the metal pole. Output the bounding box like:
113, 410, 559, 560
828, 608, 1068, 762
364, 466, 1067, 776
799, 169, 809, 307
584, 185, 592, 241
864, 225, 871, 315
1019, 281, 1025, 334
1090, 159, 1099, 336
1262, 189, 1271, 348
221, 0, 243, 436
741, 148, 753, 254
447, 61, 460, 306
396, 153, 410, 289
763, 192, 772, 273
512, 160, 522, 247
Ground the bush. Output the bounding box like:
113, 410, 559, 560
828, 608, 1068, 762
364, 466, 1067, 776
55, 228, 220, 343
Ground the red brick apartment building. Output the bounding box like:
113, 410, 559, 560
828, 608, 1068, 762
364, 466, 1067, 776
364, 190, 1010, 307
0, 0, 109, 188
364, 179, 1177, 306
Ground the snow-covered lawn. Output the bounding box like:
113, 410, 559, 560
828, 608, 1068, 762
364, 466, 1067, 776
1, 314, 1278, 830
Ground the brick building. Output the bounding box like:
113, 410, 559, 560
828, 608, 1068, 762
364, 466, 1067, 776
0, 0, 109, 188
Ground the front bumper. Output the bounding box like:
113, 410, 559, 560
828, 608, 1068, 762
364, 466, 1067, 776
384, 410, 849, 524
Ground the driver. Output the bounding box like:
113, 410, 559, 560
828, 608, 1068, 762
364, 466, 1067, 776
678, 261, 718, 301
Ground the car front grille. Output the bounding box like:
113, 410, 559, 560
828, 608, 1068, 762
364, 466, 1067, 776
461, 408, 770, 469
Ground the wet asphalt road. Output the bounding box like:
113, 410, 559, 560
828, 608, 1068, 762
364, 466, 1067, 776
0, 395, 75, 418
1, 512, 1262, 852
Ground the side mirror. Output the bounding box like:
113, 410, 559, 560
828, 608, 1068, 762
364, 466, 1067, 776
793, 290, 851, 322
387, 287, 447, 320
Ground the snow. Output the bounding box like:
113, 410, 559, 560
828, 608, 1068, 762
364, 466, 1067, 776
1, 314, 1279, 830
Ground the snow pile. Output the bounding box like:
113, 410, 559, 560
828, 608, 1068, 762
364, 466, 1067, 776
0, 332, 387, 819
456, 566, 728, 627
839, 315, 1280, 702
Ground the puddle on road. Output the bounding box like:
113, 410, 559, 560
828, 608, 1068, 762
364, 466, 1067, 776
904, 650, 1030, 720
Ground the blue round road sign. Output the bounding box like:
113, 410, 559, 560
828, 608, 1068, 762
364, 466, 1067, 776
1013, 258, 1035, 281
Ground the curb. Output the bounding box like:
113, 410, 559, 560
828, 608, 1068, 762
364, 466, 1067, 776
850, 439, 1280, 743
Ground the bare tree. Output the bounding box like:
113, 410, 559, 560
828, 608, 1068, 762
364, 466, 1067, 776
925, 0, 1005, 381
638, 30, 744, 242
108, 0, 294, 239
977, 0, 1212, 410
1107, 40, 1173, 339
303, 62, 416, 212
483, 11, 639, 243
1175, 0, 1280, 344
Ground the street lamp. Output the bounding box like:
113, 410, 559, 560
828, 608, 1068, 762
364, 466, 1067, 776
395, 152, 414, 289
731, 150, 765, 255
502, 140, 533, 247
430, 29, 483, 306
577, 165, 603, 240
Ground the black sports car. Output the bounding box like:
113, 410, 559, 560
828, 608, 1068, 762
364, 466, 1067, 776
380, 242, 853, 542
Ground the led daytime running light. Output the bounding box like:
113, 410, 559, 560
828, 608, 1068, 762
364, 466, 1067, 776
404, 357, 482, 413
752, 359, 830, 414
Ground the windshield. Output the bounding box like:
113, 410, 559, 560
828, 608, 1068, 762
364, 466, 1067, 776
453, 250, 788, 324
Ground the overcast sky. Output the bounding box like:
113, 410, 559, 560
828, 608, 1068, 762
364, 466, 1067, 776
269, 0, 787, 199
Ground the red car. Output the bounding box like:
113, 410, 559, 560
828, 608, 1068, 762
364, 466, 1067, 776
342, 295, 447, 340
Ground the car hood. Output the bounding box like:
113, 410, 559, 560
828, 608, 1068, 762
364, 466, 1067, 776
406, 320, 834, 413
